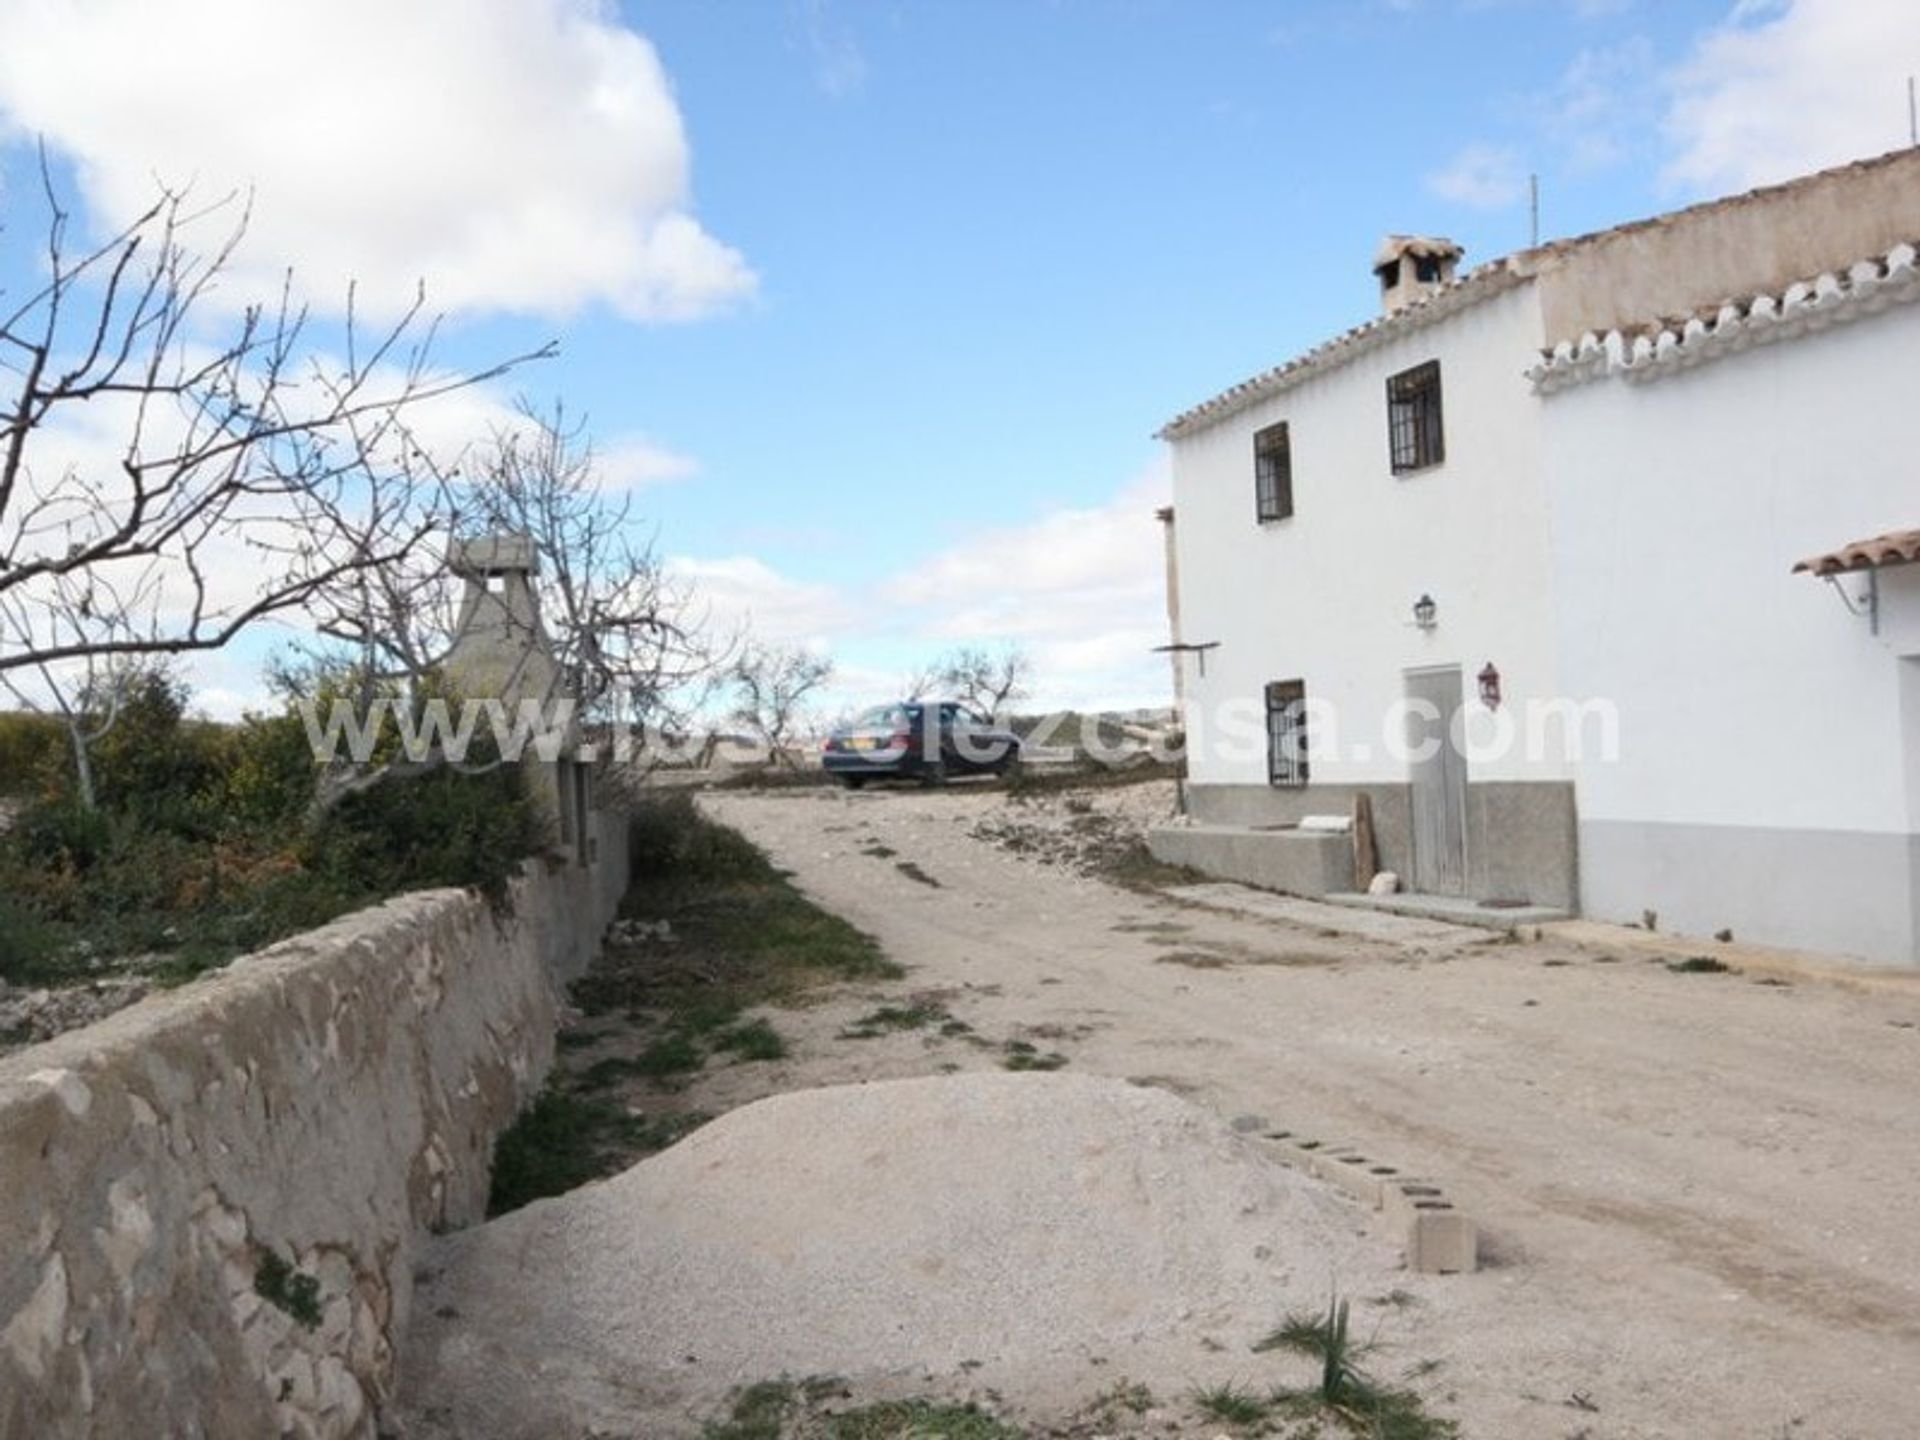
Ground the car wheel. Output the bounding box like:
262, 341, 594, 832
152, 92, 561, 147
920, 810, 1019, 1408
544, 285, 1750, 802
840, 775, 866, 790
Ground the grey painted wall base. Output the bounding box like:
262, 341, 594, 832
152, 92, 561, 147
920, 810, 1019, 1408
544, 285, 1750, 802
1581, 818, 1919, 967
1184, 781, 1578, 910
1149, 824, 1354, 897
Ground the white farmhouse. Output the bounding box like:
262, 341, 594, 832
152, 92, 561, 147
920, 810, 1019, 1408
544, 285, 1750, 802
1151, 149, 1920, 966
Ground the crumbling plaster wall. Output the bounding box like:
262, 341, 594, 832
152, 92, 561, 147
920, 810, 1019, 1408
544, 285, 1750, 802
0, 811, 629, 1439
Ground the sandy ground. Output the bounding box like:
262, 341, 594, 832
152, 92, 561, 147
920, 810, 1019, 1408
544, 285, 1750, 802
676, 781, 1920, 1440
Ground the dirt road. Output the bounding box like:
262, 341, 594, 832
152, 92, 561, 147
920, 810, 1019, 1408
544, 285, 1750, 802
704, 783, 1920, 1440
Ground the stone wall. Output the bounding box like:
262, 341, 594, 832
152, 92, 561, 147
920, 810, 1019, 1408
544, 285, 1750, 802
0, 809, 629, 1439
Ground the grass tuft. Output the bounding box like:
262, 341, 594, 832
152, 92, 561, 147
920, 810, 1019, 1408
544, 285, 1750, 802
1257, 1292, 1457, 1440
841, 1000, 950, 1039
1001, 1040, 1068, 1072
713, 1016, 788, 1062
1191, 1382, 1269, 1426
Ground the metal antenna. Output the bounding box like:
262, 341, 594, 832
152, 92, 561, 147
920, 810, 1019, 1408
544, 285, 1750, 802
1909, 75, 1917, 147
1529, 174, 1540, 248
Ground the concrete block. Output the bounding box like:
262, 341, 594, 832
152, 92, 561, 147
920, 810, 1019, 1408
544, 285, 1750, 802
1260, 1130, 1477, 1275
1406, 1204, 1478, 1274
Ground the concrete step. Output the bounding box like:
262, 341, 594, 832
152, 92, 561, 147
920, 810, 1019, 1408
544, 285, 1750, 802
1323, 890, 1571, 931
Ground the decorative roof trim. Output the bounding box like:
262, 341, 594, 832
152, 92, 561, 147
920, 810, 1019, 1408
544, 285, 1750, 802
1157, 263, 1527, 440
1793, 528, 1920, 577
1527, 242, 1920, 395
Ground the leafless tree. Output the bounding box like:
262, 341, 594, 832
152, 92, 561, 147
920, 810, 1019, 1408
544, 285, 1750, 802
939, 644, 1031, 717
728, 642, 833, 767
900, 662, 942, 702
0, 166, 550, 691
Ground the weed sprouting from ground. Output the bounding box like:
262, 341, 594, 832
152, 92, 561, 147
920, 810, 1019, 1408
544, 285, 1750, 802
1083, 1380, 1154, 1421
702, 1378, 803, 1440
841, 1001, 950, 1038
1001, 1040, 1068, 1072
714, 1017, 788, 1061
634, 1031, 707, 1075
1257, 1293, 1458, 1440
1668, 956, 1731, 974
1191, 1382, 1269, 1426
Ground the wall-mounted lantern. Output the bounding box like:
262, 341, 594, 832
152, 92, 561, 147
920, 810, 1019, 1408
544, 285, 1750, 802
1412, 593, 1438, 630
1478, 661, 1502, 710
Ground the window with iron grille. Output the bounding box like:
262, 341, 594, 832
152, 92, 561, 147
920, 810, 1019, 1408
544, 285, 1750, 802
1254, 422, 1293, 522
1387, 360, 1444, 475
1265, 679, 1309, 788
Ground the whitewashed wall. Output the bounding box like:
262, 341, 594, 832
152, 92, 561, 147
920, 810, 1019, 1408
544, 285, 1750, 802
1540, 302, 1920, 963
1171, 282, 1569, 787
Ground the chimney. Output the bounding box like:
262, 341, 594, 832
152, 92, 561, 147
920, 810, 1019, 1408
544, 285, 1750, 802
445, 532, 557, 708
1374, 235, 1464, 315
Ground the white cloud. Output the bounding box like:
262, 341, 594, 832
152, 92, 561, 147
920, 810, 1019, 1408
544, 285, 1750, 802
665, 555, 856, 649
1539, 37, 1658, 173
877, 460, 1175, 710
597, 436, 700, 492
0, 0, 755, 322
1663, 0, 1920, 192
1425, 144, 1528, 209
662, 459, 1177, 717
797, 0, 868, 99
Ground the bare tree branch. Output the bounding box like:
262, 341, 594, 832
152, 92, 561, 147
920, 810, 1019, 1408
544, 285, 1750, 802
0, 168, 552, 682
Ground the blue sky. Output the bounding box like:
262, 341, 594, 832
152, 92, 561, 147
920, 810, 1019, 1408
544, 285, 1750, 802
3, 0, 1917, 717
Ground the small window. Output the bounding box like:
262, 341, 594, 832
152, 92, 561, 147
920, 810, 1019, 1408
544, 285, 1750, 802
1254, 422, 1293, 522
1265, 680, 1309, 788
1413, 254, 1443, 284
1387, 360, 1444, 475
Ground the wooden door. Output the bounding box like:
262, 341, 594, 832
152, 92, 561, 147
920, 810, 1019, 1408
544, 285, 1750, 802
1406, 666, 1468, 896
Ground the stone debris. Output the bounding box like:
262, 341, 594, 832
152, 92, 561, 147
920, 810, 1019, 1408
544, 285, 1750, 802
968, 781, 1179, 878
0, 976, 152, 1055
605, 916, 674, 946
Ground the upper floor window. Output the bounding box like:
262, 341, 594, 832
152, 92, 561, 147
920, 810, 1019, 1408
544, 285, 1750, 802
1254, 421, 1293, 522
1387, 360, 1445, 475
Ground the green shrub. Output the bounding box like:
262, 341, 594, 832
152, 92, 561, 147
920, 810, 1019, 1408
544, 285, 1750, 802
0, 711, 63, 796
308, 759, 543, 912
628, 792, 774, 884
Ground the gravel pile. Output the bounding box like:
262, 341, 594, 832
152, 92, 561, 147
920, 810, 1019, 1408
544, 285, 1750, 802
399, 1071, 1388, 1438
969, 780, 1179, 877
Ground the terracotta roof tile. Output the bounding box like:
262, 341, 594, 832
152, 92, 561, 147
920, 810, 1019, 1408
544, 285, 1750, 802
1793, 528, 1920, 576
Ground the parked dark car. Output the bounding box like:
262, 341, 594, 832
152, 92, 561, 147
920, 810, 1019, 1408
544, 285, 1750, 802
821, 701, 1021, 787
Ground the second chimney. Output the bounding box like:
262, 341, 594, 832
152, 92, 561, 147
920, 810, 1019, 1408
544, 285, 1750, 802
1374, 235, 1464, 315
